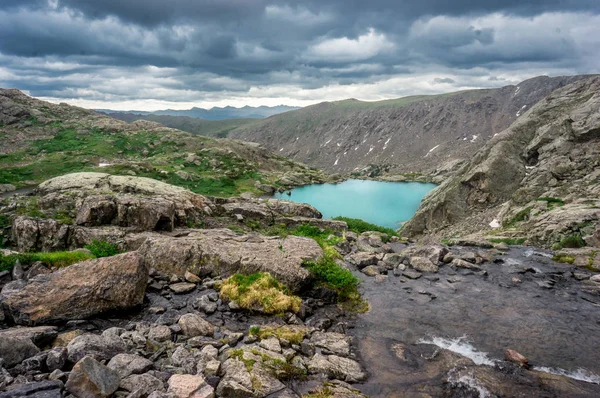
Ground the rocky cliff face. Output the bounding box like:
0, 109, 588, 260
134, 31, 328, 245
402, 76, 600, 249
230, 75, 594, 176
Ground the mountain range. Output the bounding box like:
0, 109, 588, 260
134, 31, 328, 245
98, 105, 299, 120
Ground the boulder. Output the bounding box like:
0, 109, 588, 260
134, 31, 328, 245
107, 353, 153, 379
65, 356, 120, 398
401, 245, 448, 266
0, 336, 40, 367
0, 380, 63, 398
307, 353, 366, 382
67, 333, 127, 363
121, 373, 166, 395
1, 252, 147, 325
216, 359, 254, 398
409, 257, 439, 273
310, 332, 350, 357
137, 229, 322, 292
167, 374, 214, 398
178, 314, 214, 337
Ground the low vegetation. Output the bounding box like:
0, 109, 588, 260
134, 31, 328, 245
333, 216, 397, 237
248, 325, 307, 345
0, 251, 95, 272
553, 234, 586, 250
84, 240, 121, 258
219, 272, 302, 314
552, 254, 575, 264
489, 237, 527, 245
537, 197, 565, 208
504, 207, 533, 228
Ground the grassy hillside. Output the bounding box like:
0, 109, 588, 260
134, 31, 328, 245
0, 89, 328, 197
105, 113, 258, 138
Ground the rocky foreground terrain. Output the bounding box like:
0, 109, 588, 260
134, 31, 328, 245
228, 75, 593, 177
2, 172, 600, 397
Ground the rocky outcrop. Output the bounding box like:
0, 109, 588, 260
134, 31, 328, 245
402, 76, 600, 248
1, 252, 147, 325
137, 229, 322, 292
37, 172, 213, 231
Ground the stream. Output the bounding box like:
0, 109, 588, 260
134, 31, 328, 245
352, 246, 600, 397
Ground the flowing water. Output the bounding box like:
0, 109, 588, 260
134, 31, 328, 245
351, 247, 600, 397
273, 179, 436, 229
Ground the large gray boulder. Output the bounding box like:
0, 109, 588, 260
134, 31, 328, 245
137, 229, 322, 292
1, 252, 147, 325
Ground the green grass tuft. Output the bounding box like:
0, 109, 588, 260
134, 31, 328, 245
333, 216, 397, 236
303, 256, 360, 303
0, 251, 95, 272
537, 197, 565, 207
555, 235, 586, 249
552, 254, 575, 264
489, 237, 526, 245
85, 240, 120, 258
220, 272, 302, 314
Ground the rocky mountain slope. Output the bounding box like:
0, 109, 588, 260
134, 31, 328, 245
229, 75, 594, 176
0, 89, 332, 197
402, 76, 600, 252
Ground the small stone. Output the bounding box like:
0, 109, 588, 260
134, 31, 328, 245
185, 271, 202, 284
107, 353, 153, 379
375, 274, 388, 283
505, 349, 529, 368
167, 374, 214, 398
178, 314, 214, 337
120, 373, 165, 395
402, 270, 422, 280
46, 347, 68, 372
361, 265, 379, 276
53, 330, 83, 347
148, 325, 172, 342
259, 337, 282, 353
202, 360, 221, 378
194, 295, 218, 314
148, 306, 166, 314
66, 356, 120, 398
169, 282, 196, 294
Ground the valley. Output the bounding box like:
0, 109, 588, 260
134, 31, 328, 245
0, 76, 599, 398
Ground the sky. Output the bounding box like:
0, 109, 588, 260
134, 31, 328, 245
0, 0, 599, 111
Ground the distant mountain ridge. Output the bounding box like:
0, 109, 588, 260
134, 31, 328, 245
228, 75, 596, 176
98, 104, 300, 120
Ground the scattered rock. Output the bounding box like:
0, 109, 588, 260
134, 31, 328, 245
65, 356, 120, 398
505, 349, 529, 368
107, 353, 153, 379
178, 314, 214, 337
121, 373, 166, 395
169, 282, 196, 294
168, 374, 214, 398
67, 333, 127, 363
0, 380, 63, 398
402, 270, 423, 280
409, 256, 439, 273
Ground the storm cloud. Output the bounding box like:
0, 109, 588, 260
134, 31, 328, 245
0, 0, 598, 109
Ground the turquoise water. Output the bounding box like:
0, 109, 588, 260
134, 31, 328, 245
273, 179, 437, 229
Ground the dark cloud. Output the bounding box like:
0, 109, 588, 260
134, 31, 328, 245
0, 0, 598, 108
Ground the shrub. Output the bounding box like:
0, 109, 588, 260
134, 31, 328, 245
85, 240, 120, 258
0, 251, 95, 272
220, 272, 302, 314
537, 197, 565, 207
556, 235, 586, 249
303, 256, 359, 302
333, 216, 397, 236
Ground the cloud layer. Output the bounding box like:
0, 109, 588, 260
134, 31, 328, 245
0, 0, 598, 109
